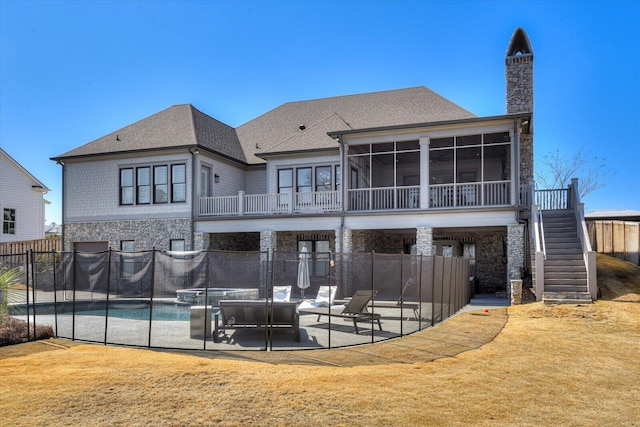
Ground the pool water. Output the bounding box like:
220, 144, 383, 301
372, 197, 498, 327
68, 304, 196, 321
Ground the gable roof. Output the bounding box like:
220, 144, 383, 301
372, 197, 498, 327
52, 104, 245, 163
237, 86, 476, 164
1, 148, 50, 191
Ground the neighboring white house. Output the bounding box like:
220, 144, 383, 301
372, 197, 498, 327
52, 28, 539, 294
0, 148, 50, 243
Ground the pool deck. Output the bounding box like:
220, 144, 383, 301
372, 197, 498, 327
8, 294, 509, 362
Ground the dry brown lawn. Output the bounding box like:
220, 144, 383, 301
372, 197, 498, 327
1, 254, 639, 426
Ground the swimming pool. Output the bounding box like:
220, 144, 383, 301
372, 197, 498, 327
75, 303, 193, 321
13, 301, 197, 322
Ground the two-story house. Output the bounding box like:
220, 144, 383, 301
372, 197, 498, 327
1, 148, 50, 243
52, 28, 536, 294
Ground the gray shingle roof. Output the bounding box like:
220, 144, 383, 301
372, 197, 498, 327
237, 86, 475, 164
256, 113, 349, 157
52, 104, 245, 163
53, 86, 475, 165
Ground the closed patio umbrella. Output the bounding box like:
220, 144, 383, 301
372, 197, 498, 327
297, 247, 311, 299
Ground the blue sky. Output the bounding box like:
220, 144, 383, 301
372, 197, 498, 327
1, 0, 639, 225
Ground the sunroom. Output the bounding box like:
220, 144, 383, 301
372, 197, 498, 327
336, 116, 520, 213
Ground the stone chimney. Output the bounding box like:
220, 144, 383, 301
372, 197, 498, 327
506, 27, 534, 184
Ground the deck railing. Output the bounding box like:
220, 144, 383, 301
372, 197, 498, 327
199, 182, 515, 217
199, 191, 340, 216
347, 186, 420, 211
536, 188, 569, 210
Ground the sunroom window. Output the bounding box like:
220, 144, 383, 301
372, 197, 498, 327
429, 131, 511, 207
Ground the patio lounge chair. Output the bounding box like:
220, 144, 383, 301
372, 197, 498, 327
298, 289, 382, 334
272, 285, 292, 302
369, 280, 420, 319
298, 285, 337, 309
214, 300, 300, 342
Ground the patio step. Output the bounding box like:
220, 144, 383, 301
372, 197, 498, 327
543, 291, 592, 304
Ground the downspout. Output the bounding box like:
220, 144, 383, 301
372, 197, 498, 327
336, 133, 345, 253
514, 117, 532, 295
58, 160, 66, 251
190, 147, 198, 250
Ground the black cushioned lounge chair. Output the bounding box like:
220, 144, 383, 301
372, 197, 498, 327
298, 289, 382, 334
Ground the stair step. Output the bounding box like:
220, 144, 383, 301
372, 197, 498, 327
544, 282, 588, 289
545, 272, 587, 279
544, 229, 578, 240
546, 244, 582, 250
545, 266, 586, 273
543, 291, 592, 304
544, 253, 584, 265
546, 235, 580, 242
544, 285, 588, 293
546, 248, 584, 255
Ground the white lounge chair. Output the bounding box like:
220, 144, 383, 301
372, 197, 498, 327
298, 285, 337, 309
272, 285, 292, 302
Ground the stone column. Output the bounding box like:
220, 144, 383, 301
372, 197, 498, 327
416, 226, 434, 256
192, 232, 209, 251
507, 224, 525, 298
336, 228, 352, 294
511, 279, 523, 305
260, 230, 277, 252
259, 231, 277, 296
340, 228, 352, 254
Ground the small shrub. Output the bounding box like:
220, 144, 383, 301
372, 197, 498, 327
0, 314, 54, 346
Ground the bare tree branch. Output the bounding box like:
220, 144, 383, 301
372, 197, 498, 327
535, 147, 614, 199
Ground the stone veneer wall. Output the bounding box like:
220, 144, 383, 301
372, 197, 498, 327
276, 230, 336, 252
507, 224, 525, 289
434, 230, 508, 293
64, 219, 193, 251
351, 230, 414, 254
416, 227, 434, 255
506, 54, 533, 115
208, 232, 260, 251
259, 231, 277, 252
519, 133, 534, 185
506, 53, 534, 184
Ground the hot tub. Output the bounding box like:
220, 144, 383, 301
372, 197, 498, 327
176, 288, 259, 306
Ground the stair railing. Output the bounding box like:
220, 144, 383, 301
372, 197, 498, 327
569, 178, 597, 299
531, 202, 546, 300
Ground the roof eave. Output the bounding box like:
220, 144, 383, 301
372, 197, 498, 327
51, 144, 249, 167
327, 113, 532, 138
255, 147, 339, 160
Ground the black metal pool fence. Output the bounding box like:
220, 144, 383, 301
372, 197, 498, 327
1, 249, 470, 350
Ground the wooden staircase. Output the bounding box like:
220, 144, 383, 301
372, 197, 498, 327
541, 210, 592, 304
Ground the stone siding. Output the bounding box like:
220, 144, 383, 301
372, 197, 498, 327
433, 229, 508, 293
416, 227, 434, 255
519, 133, 534, 184
208, 232, 260, 251
351, 230, 414, 254
506, 53, 534, 184
64, 219, 193, 251
275, 230, 336, 252
506, 54, 533, 115
259, 230, 277, 252
507, 224, 525, 289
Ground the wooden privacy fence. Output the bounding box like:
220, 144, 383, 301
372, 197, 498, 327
0, 237, 62, 256
588, 221, 639, 265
